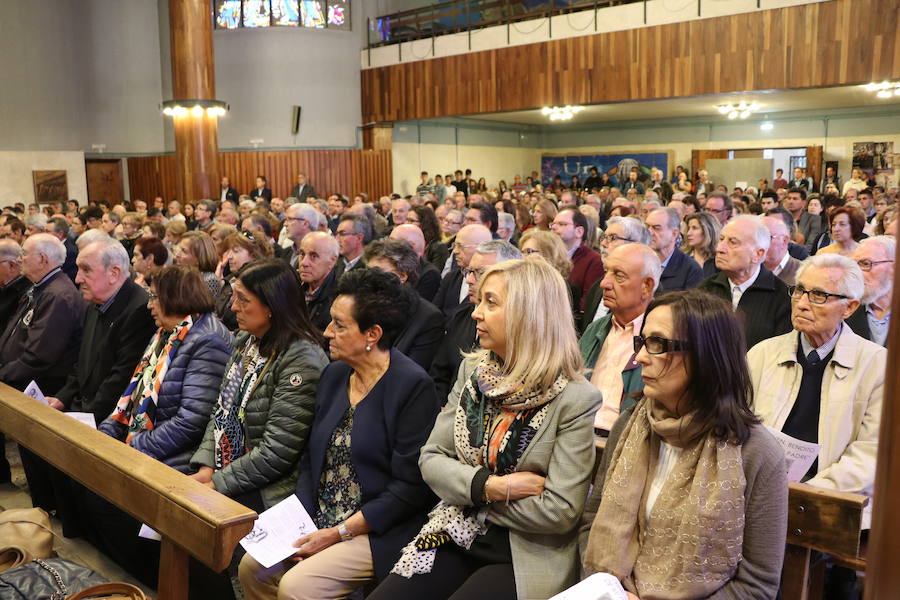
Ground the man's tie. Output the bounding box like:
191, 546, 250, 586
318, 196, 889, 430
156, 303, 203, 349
806, 350, 820, 366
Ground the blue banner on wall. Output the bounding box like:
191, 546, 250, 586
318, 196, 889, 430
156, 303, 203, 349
541, 152, 669, 187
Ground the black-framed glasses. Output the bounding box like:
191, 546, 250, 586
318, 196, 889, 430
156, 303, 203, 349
599, 233, 634, 244
464, 267, 486, 279
856, 259, 894, 272
633, 334, 689, 355
788, 284, 850, 304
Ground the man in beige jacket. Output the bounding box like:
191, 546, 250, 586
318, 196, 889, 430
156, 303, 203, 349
747, 254, 883, 529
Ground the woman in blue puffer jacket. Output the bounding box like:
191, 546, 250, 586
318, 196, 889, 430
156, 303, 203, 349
82, 265, 233, 588
98, 264, 234, 470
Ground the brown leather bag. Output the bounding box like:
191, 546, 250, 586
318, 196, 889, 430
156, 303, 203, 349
0, 508, 55, 573
67, 582, 149, 600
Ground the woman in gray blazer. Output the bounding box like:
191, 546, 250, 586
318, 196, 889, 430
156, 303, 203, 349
369, 259, 601, 600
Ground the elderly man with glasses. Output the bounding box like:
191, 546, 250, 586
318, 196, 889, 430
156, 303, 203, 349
748, 254, 884, 531
847, 235, 895, 346
432, 224, 492, 317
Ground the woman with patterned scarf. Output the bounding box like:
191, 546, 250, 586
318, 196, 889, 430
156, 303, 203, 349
369, 259, 601, 600
86, 265, 233, 588
579, 290, 788, 599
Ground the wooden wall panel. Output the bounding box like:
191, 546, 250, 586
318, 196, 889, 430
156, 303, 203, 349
361, 0, 900, 123
128, 150, 392, 204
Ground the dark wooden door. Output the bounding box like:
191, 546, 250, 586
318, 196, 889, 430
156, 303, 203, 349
85, 159, 124, 206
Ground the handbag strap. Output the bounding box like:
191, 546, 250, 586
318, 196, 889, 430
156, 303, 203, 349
66, 582, 148, 600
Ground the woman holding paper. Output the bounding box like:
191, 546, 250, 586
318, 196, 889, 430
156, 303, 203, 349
367, 259, 601, 600
238, 267, 440, 600
579, 290, 788, 599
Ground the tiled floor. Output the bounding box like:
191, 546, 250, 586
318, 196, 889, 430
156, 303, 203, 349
0, 440, 158, 599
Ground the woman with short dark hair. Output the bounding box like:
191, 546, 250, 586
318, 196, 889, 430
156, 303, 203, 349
579, 290, 787, 599
239, 267, 439, 600
86, 265, 234, 587
131, 236, 168, 288
817, 206, 867, 257
409, 205, 448, 271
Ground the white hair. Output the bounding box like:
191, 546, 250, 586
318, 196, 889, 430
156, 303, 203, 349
84, 239, 131, 276
25, 213, 48, 229
0, 239, 22, 261
633, 243, 663, 293
796, 254, 865, 301
76, 228, 112, 250
475, 239, 521, 262
860, 235, 896, 260
497, 212, 515, 233
27, 233, 66, 267
289, 203, 322, 230
728, 215, 770, 252
607, 216, 651, 246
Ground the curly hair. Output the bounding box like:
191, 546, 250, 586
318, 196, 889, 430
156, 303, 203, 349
336, 268, 414, 350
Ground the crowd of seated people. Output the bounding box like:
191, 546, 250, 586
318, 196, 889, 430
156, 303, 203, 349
0, 163, 895, 600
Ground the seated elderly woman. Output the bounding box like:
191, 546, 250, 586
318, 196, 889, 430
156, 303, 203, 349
83, 266, 234, 586
239, 267, 439, 600
518, 228, 581, 312
190, 259, 329, 511
368, 259, 601, 600
362, 238, 444, 370
174, 230, 222, 297
215, 231, 274, 331
579, 289, 788, 600
130, 236, 169, 289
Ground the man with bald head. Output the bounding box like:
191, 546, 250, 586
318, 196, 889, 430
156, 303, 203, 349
699, 215, 792, 348
298, 232, 340, 332
433, 224, 492, 316
762, 215, 802, 286
391, 224, 441, 302
579, 244, 661, 435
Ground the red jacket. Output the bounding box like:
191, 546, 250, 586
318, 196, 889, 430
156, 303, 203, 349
568, 245, 604, 311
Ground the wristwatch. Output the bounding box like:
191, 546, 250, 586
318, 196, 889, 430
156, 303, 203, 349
338, 523, 354, 541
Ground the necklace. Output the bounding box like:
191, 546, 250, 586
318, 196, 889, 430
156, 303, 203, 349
349, 356, 390, 402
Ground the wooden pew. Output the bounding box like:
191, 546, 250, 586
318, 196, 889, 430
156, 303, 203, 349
781, 482, 868, 600
0, 383, 257, 600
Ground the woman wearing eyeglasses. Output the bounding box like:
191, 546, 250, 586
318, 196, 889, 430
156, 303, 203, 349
579, 290, 787, 600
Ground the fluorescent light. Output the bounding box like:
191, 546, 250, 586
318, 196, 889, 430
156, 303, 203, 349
760, 122, 774, 131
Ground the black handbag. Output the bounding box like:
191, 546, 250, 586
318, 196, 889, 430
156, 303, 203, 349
0, 558, 107, 600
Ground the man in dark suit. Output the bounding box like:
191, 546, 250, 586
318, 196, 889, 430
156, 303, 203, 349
333, 215, 370, 279
646, 207, 703, 294
0, 239, 30, 483
762, 215, 803, 286
389, 224, 441, 303
219, 176, 239, 203
45, 217, 78, 282
429, 240, 521, 404
249, 175, 273, 202
298, 232, 339, 333
33, 239, 156, 534
432, 224, 491, 317
290, 172, 316, 203
698, 216, 792, 349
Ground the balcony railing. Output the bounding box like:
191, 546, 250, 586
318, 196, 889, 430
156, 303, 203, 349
367, 0, 645, 48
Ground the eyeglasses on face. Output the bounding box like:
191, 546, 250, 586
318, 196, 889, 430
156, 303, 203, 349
522, 248, 541, 255
464, 267, 486, 279
856, 259, 894, 272
633, 334, 689, 355
788, 284, 850, 304
599, 233, 633, 244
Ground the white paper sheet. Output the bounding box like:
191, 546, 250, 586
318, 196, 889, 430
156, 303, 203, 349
138, 524, 162, 541
66, 412, 97, 429
550, 573, 628, 600
240, 494, 318, 568
766, 426, 820, 482
23, 380, 48, 405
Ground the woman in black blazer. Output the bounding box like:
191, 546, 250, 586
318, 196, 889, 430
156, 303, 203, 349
238, 268, 439, 600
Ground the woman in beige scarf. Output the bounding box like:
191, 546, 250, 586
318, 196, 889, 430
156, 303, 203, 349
580, 290, 788, 599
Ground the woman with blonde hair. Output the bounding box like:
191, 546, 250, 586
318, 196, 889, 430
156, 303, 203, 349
174, 230, 222, 297
369, 259, 600, 600
682, 211, 722, 277
531, 198, 558, 230
519, 228, 580, 312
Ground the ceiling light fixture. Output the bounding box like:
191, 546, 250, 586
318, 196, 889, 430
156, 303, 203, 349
760, 121, 774, 131
541, 105, 586, 121
717, 102, 761, 120
862, 80, 900, 98
160, 99, 229, 118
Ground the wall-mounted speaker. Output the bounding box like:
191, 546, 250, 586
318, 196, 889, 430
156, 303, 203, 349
291, 106, 302, 135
